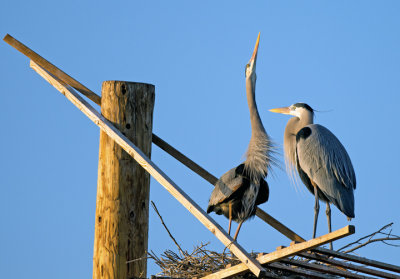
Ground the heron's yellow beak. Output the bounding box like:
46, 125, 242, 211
269, 107, 291, 115
250, 32, 260, 62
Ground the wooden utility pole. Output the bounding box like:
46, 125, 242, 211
93, 81, 155, 279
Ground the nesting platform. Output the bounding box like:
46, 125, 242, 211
150, 237, 400, 279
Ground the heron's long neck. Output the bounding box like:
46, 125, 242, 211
284, 113, 313, 175
244, 76, 271, 179
246, 78, 266, 135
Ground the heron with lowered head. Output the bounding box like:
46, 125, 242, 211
270, 103, 356, 249
207, 33, 275, 241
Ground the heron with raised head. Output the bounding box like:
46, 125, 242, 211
270, 103, 356, 248
207, 33, 274, 241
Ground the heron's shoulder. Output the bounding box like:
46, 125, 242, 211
297, 124, 337, 141
296, 126, 312, 142
307, 124, 335, 134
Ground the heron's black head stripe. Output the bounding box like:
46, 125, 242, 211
293, 103, 314, 112
296, 127, 312, 142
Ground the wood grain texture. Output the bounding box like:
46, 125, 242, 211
93, 81, 155, 279
29, 61, 266, 278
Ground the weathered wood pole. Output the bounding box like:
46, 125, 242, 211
93, 81, 155, 279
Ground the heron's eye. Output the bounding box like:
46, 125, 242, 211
245, 64, 250, 76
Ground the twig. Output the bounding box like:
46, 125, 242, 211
151, 201, 185, 256
126, 256, 152, 264
337, 222, 400, 254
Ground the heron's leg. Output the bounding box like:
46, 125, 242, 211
312, 182, 320, 239
326, 202, 333, 249
233, 220, 243, 241
228, 202, 232, 236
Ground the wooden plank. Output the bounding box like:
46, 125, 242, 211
279, 258, 376, 279
300, 251, 400, 279
200, 225, 355, 279
3, 34, 101, 105
268, 262, 332, 279
313, 247, 400, 274
151, 133, 306, 243
29, 61, 266, 278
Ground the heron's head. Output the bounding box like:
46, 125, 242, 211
245, 32, 260, 84
269, 103, 314, 119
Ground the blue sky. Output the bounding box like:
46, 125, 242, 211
1, 1, 399, 278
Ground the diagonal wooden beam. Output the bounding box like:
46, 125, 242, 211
313, 246, 400, 274
200, 225, 355, 279
3, 34, 101, 106
300, 251, 399, 279
29, 61, 267, 278
268, 262, 332, 279
3, 34, 304, 243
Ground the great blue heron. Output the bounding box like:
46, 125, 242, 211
207, 33, 274, 241
270, 103, 356, 248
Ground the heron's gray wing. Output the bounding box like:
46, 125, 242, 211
296, 124, 356, 217
208, 165, 247, 207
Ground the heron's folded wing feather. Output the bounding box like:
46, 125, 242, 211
296, 124, 356, 191
208, 167, 246, 206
